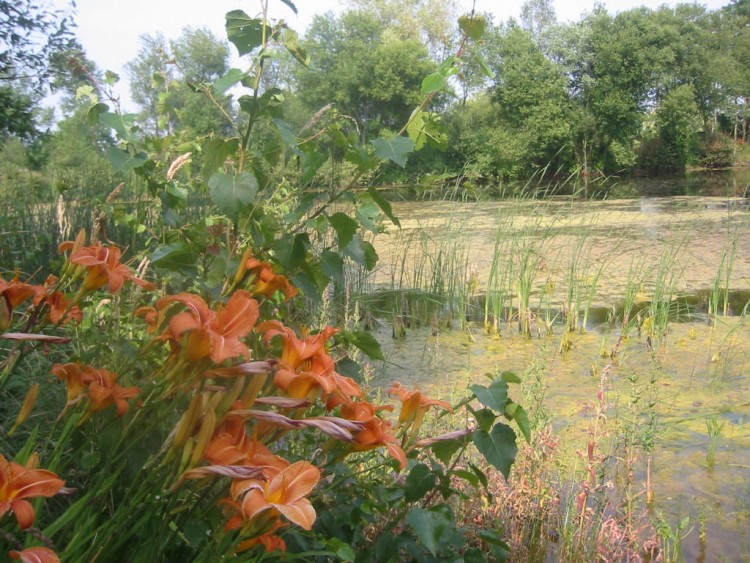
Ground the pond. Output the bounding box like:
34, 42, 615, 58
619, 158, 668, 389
362, 172, 750, 561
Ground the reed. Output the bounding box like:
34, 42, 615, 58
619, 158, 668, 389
705, 415, 724, 468
708, 227, 740, 320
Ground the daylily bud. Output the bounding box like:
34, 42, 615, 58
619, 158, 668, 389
9, 384, 39, 435
0, 293, 12, 332
190, 409, 217, 467
173, 392, 205, 449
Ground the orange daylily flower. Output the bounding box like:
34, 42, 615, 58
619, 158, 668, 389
87, 373, 140, 416
155, 291, 260, 364
352, 416, 407, 469
0, 277, 47, 332
232, 460, 320, 530
389, 382, 453, 426
237, 531, 287, 554
233, 249, 298, 300
0, 454, 65, 529
244, 256, 298, 300
9, 546, 60, 563
205, 418, 289, 479
260, 321, 352, 400
68, 242, 156, 293
339, 401, 406, 468
44, 290, 83, 325
51, 362, 139, 416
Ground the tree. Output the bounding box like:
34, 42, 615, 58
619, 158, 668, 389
126, 33, 175, 136
0, 85, 36, 141
348, 0, 459, 58
489, 25, 572, 177
0, 0, 78, 84
297, 10, 435, 142
0, 0, 80, 142
126, 28, 231, 137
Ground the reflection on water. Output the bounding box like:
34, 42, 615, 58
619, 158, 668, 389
366, 176, 750, 561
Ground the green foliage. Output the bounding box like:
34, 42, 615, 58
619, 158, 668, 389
296, 11, 437, 143
0, 0, 79, 85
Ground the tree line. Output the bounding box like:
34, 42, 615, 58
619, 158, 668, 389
2, 0, 750, 200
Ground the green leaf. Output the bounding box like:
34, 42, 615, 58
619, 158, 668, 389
275, 233, 311, 272
438, 56, 459, 76
283, 27, 308, 66
478, 529, 511, 562
469, 463, 489, 488
500, 371, 521, 384
421, 72, 449, 95
338, 330, 384, 361
213, 68, 246, 95
464, 547, 489, 563
404, 463, 437, 503
473, 423, 518, 479
203, 138, 239, 177
99, 112, 138, 142
208, 171, 257, 219
451, 469, 480, 487
106, 147, 147, 172
319, 250, 345, 287
273, 117, 303, 156
471, 379, 509, 413
507, 403, 530, 443
151, 242, 198, 276
301, 150, 328, 184
458, 14, 487, 40
472, 407, 496, 432
473, 50, 495, 79
344, 236, 378, 270
406, 505, 457, 556
329, 212, 358, 249
367, 185, 401, 228
166, 183, 188, 202
407, 110, 447, 151
279, 0, 298, 14
225, 11, 272, 55
327, 538, 355, 561
432, 438, 464, 465
372, 136, 414, 167
85, 102, 107, 126
336, 357, 362, 380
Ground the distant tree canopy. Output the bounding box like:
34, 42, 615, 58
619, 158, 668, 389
0, 0, 79, 140
6, 0, 750, 203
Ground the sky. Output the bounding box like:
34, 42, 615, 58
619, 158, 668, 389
54, 0, 731, 111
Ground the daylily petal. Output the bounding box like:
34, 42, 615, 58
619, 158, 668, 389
269, 461, 320, 503
274, 498, 316, 530
9, 546, 60, 563
240, 487, 273, 521
214, 290, 259, 338
11, 498, 36, 529
14, 469, 65, 499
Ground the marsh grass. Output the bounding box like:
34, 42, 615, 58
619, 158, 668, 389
705, 415, 724, 468
709, 227, 741, 320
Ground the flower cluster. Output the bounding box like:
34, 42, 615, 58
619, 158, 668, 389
2, 233, 459, 558
52, 362, 140, 417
